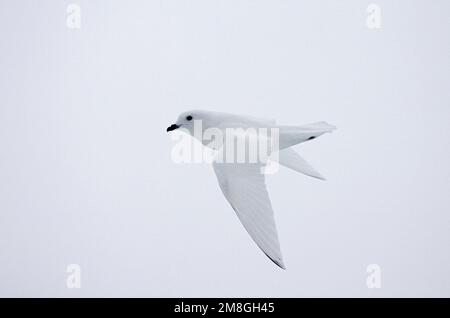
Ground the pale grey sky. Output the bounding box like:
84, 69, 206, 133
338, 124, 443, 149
0, 0, 449, 297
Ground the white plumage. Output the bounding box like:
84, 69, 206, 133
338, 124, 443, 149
167, 110, 335, 269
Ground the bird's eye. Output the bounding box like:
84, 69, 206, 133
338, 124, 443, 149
186, 115, 193, 121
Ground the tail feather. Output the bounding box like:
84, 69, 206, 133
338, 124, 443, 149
278, 121, 336, 149
297, 121, 336, 132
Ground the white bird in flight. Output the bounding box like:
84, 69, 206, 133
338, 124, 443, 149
167, 110, 335, 269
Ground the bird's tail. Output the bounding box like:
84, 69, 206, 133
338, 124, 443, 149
277, 121, 336, 149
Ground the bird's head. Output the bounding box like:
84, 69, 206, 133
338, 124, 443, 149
166, 110, 221, 135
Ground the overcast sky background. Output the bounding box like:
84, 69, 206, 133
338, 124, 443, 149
0, 0, 449, 297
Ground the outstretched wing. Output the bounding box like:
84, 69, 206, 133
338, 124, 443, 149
276, 148, 326, 180
212, 161, 285, 269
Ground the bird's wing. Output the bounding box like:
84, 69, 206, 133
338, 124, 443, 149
212, 161, 285, 269
276, 148, 326, 180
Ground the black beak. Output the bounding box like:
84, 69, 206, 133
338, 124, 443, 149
166, 124, 180, 132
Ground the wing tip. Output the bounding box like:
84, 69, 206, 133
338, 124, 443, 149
278, 263, 287, 270
301, 171, 327, 181
274, 259, 287, 270
264, 252, 287, 270
313, 174, 327, 181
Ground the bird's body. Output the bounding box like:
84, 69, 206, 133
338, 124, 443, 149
167, 110, 335, 269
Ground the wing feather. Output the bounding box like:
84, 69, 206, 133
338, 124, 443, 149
212, 162, 286, 269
